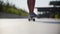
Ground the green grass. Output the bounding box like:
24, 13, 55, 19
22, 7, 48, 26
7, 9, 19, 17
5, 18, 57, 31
1, 4, 28, 16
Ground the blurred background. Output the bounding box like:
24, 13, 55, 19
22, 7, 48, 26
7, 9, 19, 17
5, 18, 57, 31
0, 0, 28, 18
0, 0, 60, 18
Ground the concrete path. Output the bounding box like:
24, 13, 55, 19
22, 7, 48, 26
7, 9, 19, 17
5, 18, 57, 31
0, 18, 60, 34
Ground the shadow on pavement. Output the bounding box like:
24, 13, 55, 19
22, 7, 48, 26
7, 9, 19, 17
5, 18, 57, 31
35, 21, 60, 24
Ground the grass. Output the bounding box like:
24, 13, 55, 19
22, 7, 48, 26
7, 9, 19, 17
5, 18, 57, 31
1, 5, 28, 16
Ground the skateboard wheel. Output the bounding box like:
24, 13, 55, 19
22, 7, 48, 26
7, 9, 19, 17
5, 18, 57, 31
33, 19, 35, 21
28, 19, 30, 21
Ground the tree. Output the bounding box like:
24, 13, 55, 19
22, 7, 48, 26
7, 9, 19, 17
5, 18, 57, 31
0, 0, 3, 12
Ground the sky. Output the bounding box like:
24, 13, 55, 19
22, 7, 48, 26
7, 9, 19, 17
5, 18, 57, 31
2, 0, 57, 14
